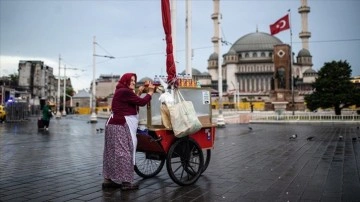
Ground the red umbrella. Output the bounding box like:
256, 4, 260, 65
161, 0, 177, 87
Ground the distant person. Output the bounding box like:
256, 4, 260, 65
42, 101, 52, 130
102, 73, 155, 190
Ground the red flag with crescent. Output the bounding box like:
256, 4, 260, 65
161, 0, 177, 87
270, 14, 290, 35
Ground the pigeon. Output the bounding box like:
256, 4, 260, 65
352, 137, 357, 142
99, 128, 104, 131
96, 128, 100, 132
248, 126, 253, 130
306, 136, 314, 141
338, 135, 343, 141
289, 134, 298, 140
357, 126, 359, 130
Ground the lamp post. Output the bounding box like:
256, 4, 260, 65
62, 65, 67, 116
216, 13, 225, 127
231, 81, 237, 110
90, 36, 115, 123
56, 55, 62, 118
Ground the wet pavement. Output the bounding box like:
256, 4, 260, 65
1, 115, 360, 202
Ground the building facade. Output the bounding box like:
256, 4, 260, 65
91, 74, 120, 99
17, 60, 74, 110
18, 60, 56, 105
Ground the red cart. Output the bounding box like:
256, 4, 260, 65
135, 88, 216, 186
136, 1, 217, 186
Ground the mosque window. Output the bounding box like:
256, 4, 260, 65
269, 53, 272, 58
261, 52, 265, 57
252, 53, 257, 57
245, 53, 249, 58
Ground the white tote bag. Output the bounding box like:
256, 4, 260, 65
168, 90, 202, 138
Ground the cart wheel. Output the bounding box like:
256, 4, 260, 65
201, 149, 211, 173
135, 151, 165, 178
166, 137, 204, 186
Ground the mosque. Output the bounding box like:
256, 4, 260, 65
201, 0, 316, 111
138, 0, 317, 111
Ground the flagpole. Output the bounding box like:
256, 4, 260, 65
288, 9, 295, 115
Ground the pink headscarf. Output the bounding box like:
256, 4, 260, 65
116, 73, 137, 89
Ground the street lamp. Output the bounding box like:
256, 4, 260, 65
90, 36, 115, 123
56, 55, 62, 118
63, 65, 67, 116
216, 14, 225, 127
231, 81, 238, 110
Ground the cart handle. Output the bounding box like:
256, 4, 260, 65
150, 137, 162, 142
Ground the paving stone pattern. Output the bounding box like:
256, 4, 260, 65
0, 116, 360, 201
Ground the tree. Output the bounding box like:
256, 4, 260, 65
304, 60, 360, 115
9, 73, 19, 87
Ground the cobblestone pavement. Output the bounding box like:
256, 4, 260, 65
1, 115, 360, 201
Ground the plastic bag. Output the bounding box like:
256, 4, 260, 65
168, 90, 202, 138
159, 92, 174, 106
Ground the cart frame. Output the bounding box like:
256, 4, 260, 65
135, 88, 216, 186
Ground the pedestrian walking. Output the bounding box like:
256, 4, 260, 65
41, 101, 52, 130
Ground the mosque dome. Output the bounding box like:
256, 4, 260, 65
208, 52, 218, 60
180, 68, 202, 76
230, 32, 283, 52
138, 76, 153, 82
297, 48, 312, 57
303, 68, 317, 76
226, 48, 237, 55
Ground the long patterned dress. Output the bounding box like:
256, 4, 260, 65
102, 73, 152, 184
103, 123, 134, 183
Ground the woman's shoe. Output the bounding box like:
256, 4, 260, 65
102, 179, 122, 189
120, 182, 139, 191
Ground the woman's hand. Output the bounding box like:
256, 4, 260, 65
147, 83, 155, 95
137, 86, 145, 96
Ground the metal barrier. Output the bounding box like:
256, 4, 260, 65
5, 102, 31, 122
250, 112, 360, 122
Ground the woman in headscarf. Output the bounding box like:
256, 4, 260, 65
102, 73, 155, 190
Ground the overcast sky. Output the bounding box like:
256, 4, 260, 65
1, 0, 359, 92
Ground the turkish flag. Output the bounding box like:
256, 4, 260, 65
270, 14, 290, 35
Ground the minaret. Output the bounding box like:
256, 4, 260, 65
211, 0, 220, 55
207, 0, 220, 81
298, 0, 311, 50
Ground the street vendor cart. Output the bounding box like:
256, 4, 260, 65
135, 87, 216, 186
133, 0, 217, 186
